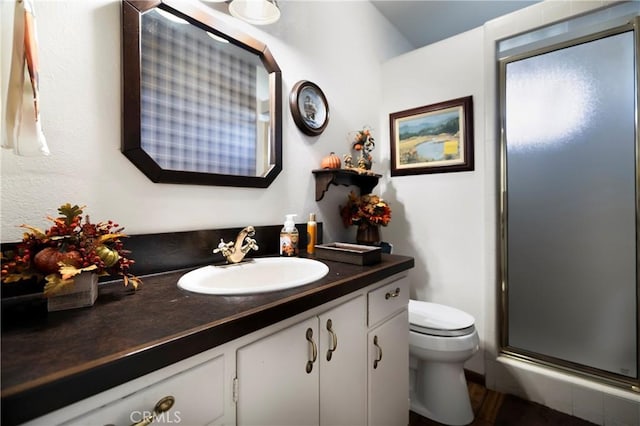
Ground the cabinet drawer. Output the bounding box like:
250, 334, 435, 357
368, 275, 409, 327
59, 354, 225, 426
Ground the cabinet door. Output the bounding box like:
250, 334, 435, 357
58, 354, 226, 426
319, 295, 367, 426
236, 317, 320, 426
368, 310, 409, 426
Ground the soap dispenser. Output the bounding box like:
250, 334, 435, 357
280, 214, 299, 257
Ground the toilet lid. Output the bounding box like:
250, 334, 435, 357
409, 300, 475, 337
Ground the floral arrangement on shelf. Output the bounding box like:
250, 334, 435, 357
351, 126, 375, 152
344, 126, 376, 172
1, 203, 141, 296
340, 191, 392, 229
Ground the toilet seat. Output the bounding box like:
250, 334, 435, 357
409, 300, 475, 337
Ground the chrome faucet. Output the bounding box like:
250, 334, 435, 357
213, 226, 259, 264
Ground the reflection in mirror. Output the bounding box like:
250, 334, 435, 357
122, 0, 282, 187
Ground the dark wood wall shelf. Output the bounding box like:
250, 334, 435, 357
312, 169, 381, 201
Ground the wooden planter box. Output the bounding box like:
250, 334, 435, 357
47, 273, 98, 312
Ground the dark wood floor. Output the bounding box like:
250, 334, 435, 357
409, 381, 597, 426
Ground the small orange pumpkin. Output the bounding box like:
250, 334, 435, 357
320, 152, 341, 169
33, 247, 82, 275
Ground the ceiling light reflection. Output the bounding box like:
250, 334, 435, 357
506, 63, 595, 151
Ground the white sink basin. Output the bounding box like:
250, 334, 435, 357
177, 257, 330, 295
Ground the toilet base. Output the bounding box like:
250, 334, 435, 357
410, 360, 474, 426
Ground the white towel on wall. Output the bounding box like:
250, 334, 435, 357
2, 0, 50, 156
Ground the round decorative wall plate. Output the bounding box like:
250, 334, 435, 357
289, 80, 329, 136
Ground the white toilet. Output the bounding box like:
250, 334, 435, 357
408, 299, 479, 426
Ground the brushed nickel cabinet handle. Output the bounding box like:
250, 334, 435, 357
130, 395, 175, 426
373, 335, 383, 369
326, 319, 338, 361
306, 327, 317, 373
385, 287, 400, 299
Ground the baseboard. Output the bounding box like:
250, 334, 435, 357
465, 369, 485, 386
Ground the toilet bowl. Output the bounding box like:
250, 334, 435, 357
409, 299, 479, 426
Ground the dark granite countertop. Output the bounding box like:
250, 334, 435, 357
1, 254, 414, 425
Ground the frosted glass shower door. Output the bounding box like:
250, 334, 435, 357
503, 30, 637, 378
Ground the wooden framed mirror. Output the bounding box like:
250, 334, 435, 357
122, 0, 282, 187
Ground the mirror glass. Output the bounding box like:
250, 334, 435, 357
122, 0, 282, 187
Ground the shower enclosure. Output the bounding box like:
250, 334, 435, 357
499, 7, 639, 390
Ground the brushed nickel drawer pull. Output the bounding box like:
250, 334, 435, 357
373, 335, 383, 369
326, 319, 338, 361
306, 327, 317, 374
130, 395, 175, 426
385, 287, 400, 299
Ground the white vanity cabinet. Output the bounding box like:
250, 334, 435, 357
235, 295, 367, 426
367, 275, 410, 426
318, 297, 368, 426
60, 354, 227, 426
22, 347, 233, 426
19, 272, 410, 426
235, 273, 409, 426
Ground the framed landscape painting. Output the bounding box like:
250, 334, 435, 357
389, 96, 474, 176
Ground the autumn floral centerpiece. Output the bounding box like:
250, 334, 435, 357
1, 203, 141, 297
340, 192, 391, 244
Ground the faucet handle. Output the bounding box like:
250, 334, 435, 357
245, 237, 259, 251
213, 239, 234, 256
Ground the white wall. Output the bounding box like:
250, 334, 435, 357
0, 0, 412, 244
381, 0, 640, 423
379, 27, 486, 374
